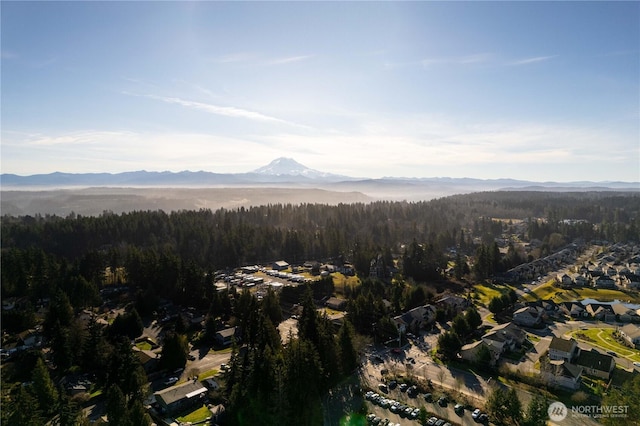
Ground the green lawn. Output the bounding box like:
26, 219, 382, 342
522, 281, 640, 304
135, 341, 152, 351
571, 328, 640, 362
197, 368, 219, 380
209, 347, 233, 354
473, 282, 514, 306
176, 404, 211, 423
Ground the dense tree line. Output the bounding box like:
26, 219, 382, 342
3, 192, 638, 273
1, 191, 639, 424
225, 286, 358, 425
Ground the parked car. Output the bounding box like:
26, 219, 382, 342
388, 380, 397, 390
378, 383, 389, 393
633, 362, 640, 367
454, 403, 464, 413
399, 383, 409, 392
438, 396, 448, 407
423, 393, 433, 402
407, 385, 418, 397
472, 409, 481, 420
163, 377, 178, 386
427, 417, 438, 426
435, 420, 445, 426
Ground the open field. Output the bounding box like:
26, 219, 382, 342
473, 282, 515, 306
571, 328, 640, 362
522, 281, 640, 304
176, 404, 212, 423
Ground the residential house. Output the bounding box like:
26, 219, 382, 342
556, 273, 573, 288
619, 324, 640, 348
549, 337, 578, 362
585, 304, 616, 322
620, 273, 640, 290
574, 349, 615, 380
541, 360, 583, 390
489, 322, 527, 346
594, 275, 616, 289
460, 340, 500, 366
325, 297, 347, 311
560, 302, 588, 319
611, 304, 640, 323
215, 327, 237, 347
393, 304, 437, 333
481, 322, 527, 354
512, 306, 543, 327
435, 295, 470, 314
572, 274, 589, 287
155, 381, 207, 415
272, 260, 289, 271
133, 347, 159, 373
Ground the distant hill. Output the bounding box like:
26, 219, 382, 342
2, 157, 638, 215
3, 157, 638, 191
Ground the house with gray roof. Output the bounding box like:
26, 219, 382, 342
574, 349, 615, 380
155, 380, 207, 415
393, 304, 437, 333
541, 360, 582, 390
512, 306, 543, 327
549, 337, 578, 362
620, 324, 640, 348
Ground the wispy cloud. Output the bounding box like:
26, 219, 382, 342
133, 93, 312, 129
17, 130, 138, 146
509, 55, 557, 66
267, 55, 314, 65
421, 53, 493, 68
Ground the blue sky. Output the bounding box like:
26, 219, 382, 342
2, 1, 638, 181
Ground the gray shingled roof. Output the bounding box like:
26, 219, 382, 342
156, 381, 207, 406
549, 337, 576, 353
575, 349, 614, 373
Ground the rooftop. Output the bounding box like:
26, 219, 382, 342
575, 349, 614, 372
549, 337, 576, 353
155, 381, 206, 406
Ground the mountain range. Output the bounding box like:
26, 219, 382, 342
3, 157, 638, 190
1, 158, 638, 216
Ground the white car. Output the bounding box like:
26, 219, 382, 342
472, 408, 481, 419
633, 362, 640, 367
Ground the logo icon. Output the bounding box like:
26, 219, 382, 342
548, 401, 568, 422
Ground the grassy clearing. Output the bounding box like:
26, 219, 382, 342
333, 273, 361, 296
522, 281, 640, 304
473, 282, 514, 306
176, 404, 211, 423
135, 341, 152, 351
197, 369, 219, 380
209, 347, 233, 355
572, 328, 640, 362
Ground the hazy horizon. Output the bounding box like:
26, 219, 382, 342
2, 2, 638, 182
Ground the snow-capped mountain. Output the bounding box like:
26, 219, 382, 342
251, 157, 345, 180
